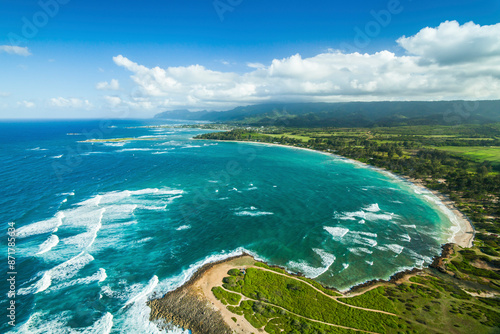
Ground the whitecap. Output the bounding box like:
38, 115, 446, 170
17, 212, 65, 238
287, 248, 335, 278
19, 252, 94, 295
324, 226, 349, 239
123, 275, 159, 308
234, 211, 274, 217
82, 312, 113, 334
36, 235, 59, 255
399, 234, 411, 242
176, 225, 191, 231
386, 244, 404, 255
363, 203, 380, 212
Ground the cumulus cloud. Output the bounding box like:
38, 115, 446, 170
50, 97, 93, 109
109, 21, 500, 111
0, 45, 31, 56
96, 79, 120, 90
397, 21, 500, 65
18, 100, 35, 108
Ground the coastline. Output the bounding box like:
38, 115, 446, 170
199, 138, 475, 248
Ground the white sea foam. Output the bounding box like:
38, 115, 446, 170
124, 275, 159, 308
135, 237, 153, 244
116, 148, 156, 152
176, 225, 191, 231
17, 212, 65, 238
347, 235, 378, 248
348, 247, 373, 256
357, 247, 374, 254
287, 249, 335, 278
18, 271, 53, 295
399, 234, 411, 242
19, 252, 95, 295
386, 244, 404, 255
51, 155, 63, 159
55, 268, 108, 289
366, 261, 374, 266
364, 203, 380, 212
180, 144, 202, 149
358, 219, 366, 224
82, 312, 113, 334
14, 311, 114, 334
350, 231, 377, 238
324, 226, 349, 239
402, 224, 417, 229
234, 211, 274, 217
37, 235, 59, 255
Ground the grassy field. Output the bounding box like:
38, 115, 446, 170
433, 146, 500, 164
213, 265, 500, 334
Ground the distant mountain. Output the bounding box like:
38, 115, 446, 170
154, 101, 500, 127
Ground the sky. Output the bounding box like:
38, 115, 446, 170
0, 0, 499, 118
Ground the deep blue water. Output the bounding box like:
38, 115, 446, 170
0, 119, 461, 333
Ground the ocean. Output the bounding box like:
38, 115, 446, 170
0, 119, 461, 333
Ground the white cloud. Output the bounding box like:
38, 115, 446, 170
397, 21, 500, 65
96, 79, 120, 90
103, 95, 156, 110
109, 21, 500, 111
0, 92, 11, 97
0, 45, 31, 56
247, 62, 265, 69
50, 97, 93, 109
18, 100, 35, 108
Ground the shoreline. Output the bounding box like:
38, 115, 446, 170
198, 138, 475, 248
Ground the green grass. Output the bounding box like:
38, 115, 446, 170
434, 146, 500, 164
239, 268, 397, 332
338, 287, 396, 313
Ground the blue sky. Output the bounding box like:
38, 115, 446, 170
1, 0, 499, 118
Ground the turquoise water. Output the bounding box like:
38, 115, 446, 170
0, 120, 460, 333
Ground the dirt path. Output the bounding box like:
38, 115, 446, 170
219, 286, 383, 334
254, 266, 398, 316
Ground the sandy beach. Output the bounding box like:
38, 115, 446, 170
213, 139, 475, 248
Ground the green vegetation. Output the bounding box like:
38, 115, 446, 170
215, 267, 398, 333
214, 266, 500, 333
211, 286, 241, 305
385, 276, 500, 332
338, 287, 396, 313
156, 101, 500, 127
